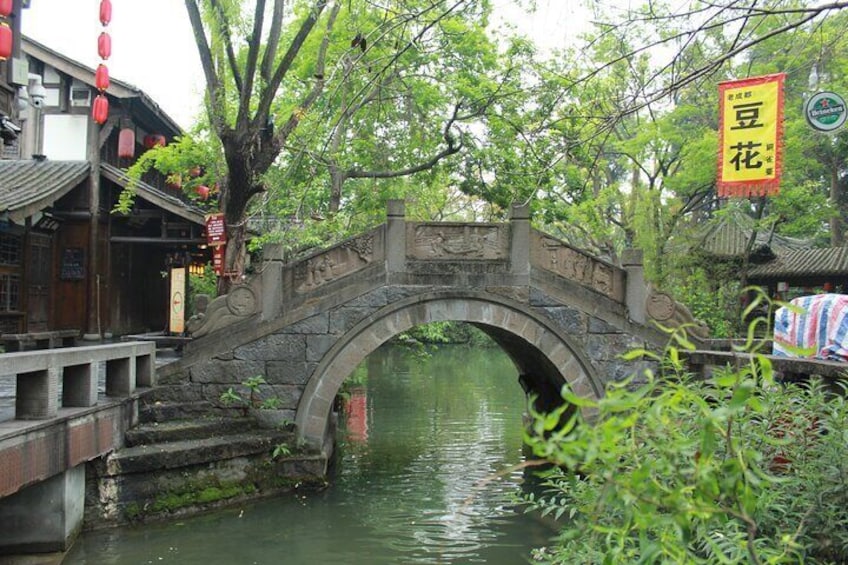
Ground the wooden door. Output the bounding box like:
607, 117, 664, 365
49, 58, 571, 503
27, 232, 52, 331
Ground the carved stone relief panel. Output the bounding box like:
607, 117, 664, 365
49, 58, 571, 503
294, 234, 374, 293
407, 224, 508, 261
531, 232, 621, 299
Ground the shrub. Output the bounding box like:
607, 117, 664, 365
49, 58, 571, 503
524, 326, 848, 563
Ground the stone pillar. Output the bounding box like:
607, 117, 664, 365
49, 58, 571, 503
509, 203, 530, 278
0, 464, 85, 554
260, 243, 285, 322
622, 248, 646, 325
386, 200, 406, 276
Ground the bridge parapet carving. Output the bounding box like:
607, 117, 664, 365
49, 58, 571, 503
529, 229, 626, 302
407, 222, 509, 261
293, 231, 378, 293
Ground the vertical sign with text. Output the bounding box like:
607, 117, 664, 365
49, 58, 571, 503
205, 213, 226, 276
717, 73, 785, 198
169, 267, 186, 334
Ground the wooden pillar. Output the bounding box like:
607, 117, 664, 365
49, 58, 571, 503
84, 112, 102, 339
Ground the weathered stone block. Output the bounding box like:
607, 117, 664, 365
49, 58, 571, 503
279, 313, 330, 335
540, 306, 587, 334
234, 334, 307, 362
191, 359, 265, 385
267, 385, 303, 410
329, 307, 374, 334
306, 335, 337, 362
266, 361, 314, 385
589, 316, 621, 334
344, 289, 388, 308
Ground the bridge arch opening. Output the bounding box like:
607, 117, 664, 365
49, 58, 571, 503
296, 291, 604, 448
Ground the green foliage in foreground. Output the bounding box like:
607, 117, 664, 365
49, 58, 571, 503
525, 338, 848, 563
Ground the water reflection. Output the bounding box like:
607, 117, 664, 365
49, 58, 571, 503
63, 344, 556, 564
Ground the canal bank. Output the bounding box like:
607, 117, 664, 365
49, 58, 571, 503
62, 344, 557, 564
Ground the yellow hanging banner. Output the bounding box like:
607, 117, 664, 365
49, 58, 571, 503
717, 73, 785, 198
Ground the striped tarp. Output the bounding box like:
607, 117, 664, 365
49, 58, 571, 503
773, 294, 848, 362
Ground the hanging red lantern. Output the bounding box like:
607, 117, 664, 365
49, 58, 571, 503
143, 134, 167, 149
99, 0, 112, 26
98, 32, 111, 60
118, 128, 135, 158
0, 0, 12, 17
95, 64, 110, 92
196, 185, 210, 201
165, 174, 182, 190
92, 94, 109, 124
0, 23, 11, 61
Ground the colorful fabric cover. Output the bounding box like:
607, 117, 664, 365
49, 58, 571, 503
773, 294, 848, 362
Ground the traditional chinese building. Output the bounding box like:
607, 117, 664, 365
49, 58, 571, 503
0, 35, 208, 338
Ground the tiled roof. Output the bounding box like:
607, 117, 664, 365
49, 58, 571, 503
748, 247, 848, 279
697, 212, 810, 259
0, 159, 90, 223
101, 163, 205, 225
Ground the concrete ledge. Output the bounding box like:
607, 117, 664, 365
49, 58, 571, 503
0, 342, 155, 420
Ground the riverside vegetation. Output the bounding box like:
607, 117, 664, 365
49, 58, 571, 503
524, 296, 848, 564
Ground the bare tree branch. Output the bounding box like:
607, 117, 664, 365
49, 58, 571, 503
209, 0, 244, 95
261, 0, 287, 83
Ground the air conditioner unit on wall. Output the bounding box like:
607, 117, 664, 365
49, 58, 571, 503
70, 86, 91, 107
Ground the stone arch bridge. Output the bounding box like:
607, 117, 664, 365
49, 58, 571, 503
160, 201, 697, 448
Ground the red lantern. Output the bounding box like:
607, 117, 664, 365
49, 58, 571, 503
165, 174, 182, 190
0, 23, 11, 61
99, 0, 112, 26
95, 64, 110, 92
196, 185, 210, 201
0, 0, 12, 17
98, 32, 111, 60
92, 94, 109, 124
118, 127, 135, 158
189, 166, 202, 178
143, 134, 166, 149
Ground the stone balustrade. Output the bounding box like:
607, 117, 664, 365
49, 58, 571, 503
1, 342, 155, 420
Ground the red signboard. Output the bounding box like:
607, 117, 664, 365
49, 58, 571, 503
205, 213, 226, 246
212, 244, 225, 276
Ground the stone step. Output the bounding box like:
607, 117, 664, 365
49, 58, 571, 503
124, 417, 258, 448
106, 430, 294, 476
139, 400, 224, 423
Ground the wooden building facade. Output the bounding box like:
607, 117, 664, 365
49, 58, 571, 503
0, 34, 208, 338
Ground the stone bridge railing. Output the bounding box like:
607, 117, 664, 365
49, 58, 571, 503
185, 200, 705, 347
2, 342, 156, 420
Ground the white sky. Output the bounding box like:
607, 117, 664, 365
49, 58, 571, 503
21, 1, 589, 130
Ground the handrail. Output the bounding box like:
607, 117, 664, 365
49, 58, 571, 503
1, 341, 156, 420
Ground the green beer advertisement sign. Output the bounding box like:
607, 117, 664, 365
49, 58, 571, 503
804, 91, 847, 132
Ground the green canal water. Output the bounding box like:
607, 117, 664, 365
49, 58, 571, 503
63, 344, 557, 564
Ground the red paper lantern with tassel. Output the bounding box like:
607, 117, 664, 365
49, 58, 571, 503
95, 64, 110, 92
196, 185, 210, 201
0, 23, 11, 61
0, 0, 12, 17
98, 32, 111, 60
118, 128, 135, 158
99, 0, 112, 26
92, 94, 109, 124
